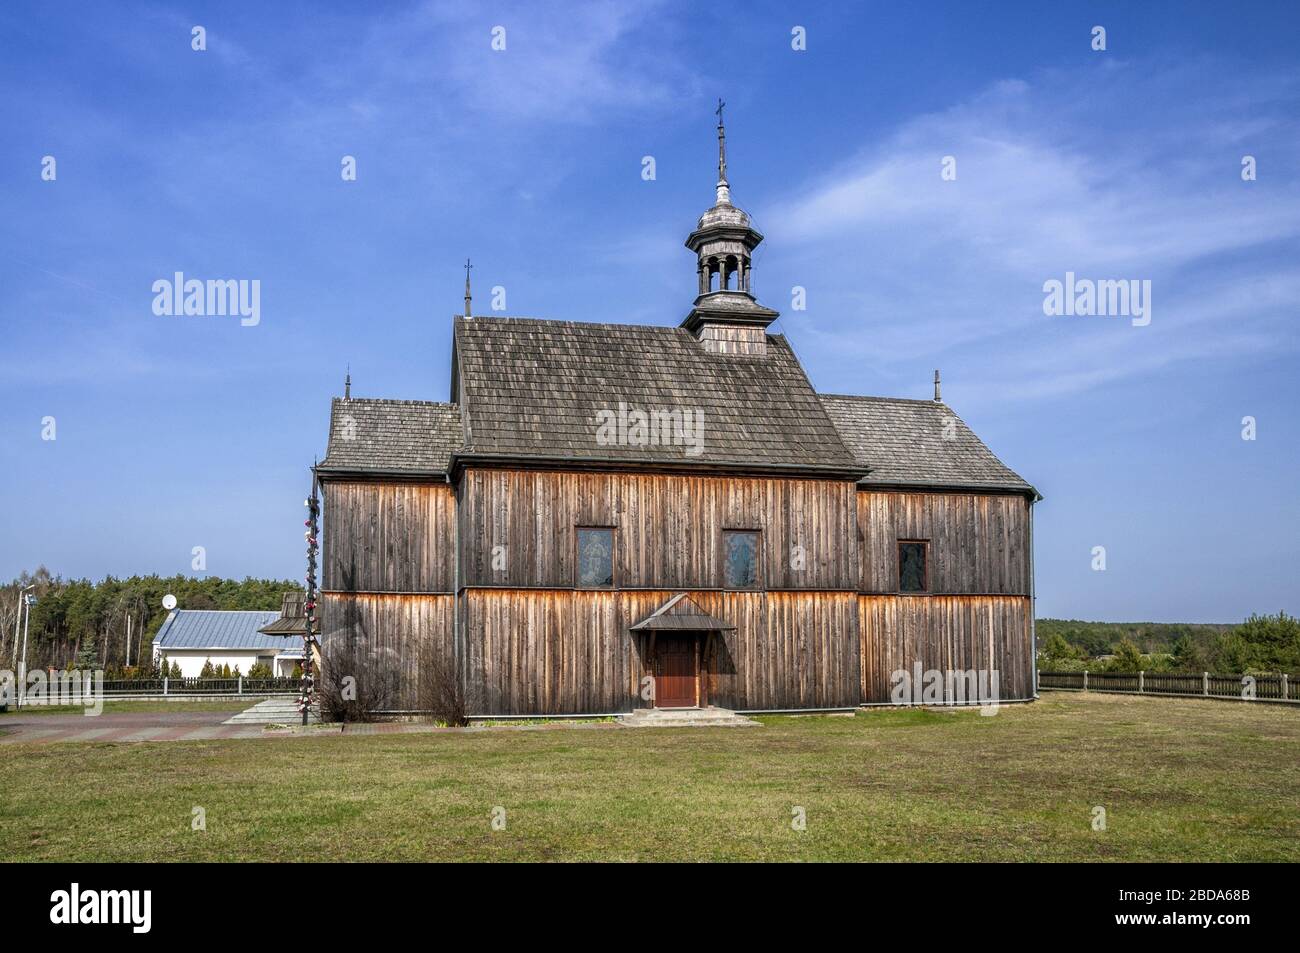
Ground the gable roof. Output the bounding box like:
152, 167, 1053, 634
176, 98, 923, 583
319, 397, 461, 475
452, 317, 860, 473
153, 610, 300, 651
258, 591, 307, 635
818, 394, 1035, 495
630, 593, 736, 631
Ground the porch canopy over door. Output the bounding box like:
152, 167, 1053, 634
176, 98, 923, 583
631, 594, 735, 708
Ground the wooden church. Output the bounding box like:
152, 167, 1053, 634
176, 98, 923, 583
316, 113, 1039, 716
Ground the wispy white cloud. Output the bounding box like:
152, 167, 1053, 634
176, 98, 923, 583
763, 59, 1300, 407
0, 1, 704, 385
292, 0, 691, 131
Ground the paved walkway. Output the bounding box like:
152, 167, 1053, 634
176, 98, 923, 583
0, 709, 624, 744
0, 709, 269, 744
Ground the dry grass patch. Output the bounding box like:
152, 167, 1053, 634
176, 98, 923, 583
0, 693, 1295, 861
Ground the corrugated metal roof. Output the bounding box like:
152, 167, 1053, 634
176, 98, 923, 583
153, 610, 301, 651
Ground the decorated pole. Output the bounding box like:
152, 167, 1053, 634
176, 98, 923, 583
301, 466, 321, 726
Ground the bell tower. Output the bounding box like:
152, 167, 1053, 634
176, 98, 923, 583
681, 100, 779, 355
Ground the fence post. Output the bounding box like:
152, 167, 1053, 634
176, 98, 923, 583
163, 676, 168, 696
1138, 670, 1144, 693
238, 676, 243, 695
1203, 672, 1209, 696
1283, 673, 1289, 701
1082, 670, 1088, 692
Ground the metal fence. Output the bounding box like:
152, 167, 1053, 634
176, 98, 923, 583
1039, 670, 1295, 703
95, 676, 299, 697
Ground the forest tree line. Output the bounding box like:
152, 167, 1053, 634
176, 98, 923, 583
1, 567, 300, 675
3, 568, 1295, 677
1037, 614, 1300, 674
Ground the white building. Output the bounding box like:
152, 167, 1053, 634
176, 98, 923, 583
153, 603, 305, 677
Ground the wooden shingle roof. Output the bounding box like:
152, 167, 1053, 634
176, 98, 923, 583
818, 394, 1035, 495
315, 318, 1032, 492
258, 591, 307, 635
319, 397, 461, 475
630, 593, 736, 631
452, 317, 860, 473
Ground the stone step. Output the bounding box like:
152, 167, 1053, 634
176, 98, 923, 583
224, 699, 319, 725
618, 707, 759, 728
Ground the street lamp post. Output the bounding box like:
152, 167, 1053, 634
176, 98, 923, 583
9, 585, 34, 669
17, 593, 36, 709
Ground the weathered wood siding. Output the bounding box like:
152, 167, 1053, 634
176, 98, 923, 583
859, 595, 1033, 703
697, 324, 767, 355
463, 588, 861, 715
464, 589, 623, 715
323, 482, 455, 593
320, 481, 457, 712
319, 592, 455, 711
318, 471, 1035, 715
858, 490, 1030, 595
459, 469, 858, 591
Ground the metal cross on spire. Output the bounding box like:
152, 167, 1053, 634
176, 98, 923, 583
463, 257, 473, 317
715, 98, 727, 184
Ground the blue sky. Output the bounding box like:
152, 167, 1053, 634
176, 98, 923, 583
1, 1, 1297, 622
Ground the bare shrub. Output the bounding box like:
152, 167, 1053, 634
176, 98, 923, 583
318, 638, 399, 722
417, 638, 472, 727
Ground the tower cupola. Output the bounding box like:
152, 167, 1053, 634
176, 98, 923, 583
681, 99, 778, 354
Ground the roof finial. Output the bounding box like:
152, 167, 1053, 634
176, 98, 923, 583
934, 369, 942, 403
715, 98, 730, 205
463, 257, 473, 318
344, 364, 351, 400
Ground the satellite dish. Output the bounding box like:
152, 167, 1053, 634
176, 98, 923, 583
162, 594, 177, 611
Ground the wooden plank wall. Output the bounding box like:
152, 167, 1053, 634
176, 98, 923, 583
464, 590, 623, 715
321, 481, 457, 711
318, 474, 1034, 714
858, 491, 1030, 594
859, 595, 1032, 703
319, 592, 455, 711
459, 469, 858, 591
323, 482, 455, 593
697, 325, 767, 355
462, 589, 861, 715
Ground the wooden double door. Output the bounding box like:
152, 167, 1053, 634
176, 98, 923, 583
655, 634, 699, 708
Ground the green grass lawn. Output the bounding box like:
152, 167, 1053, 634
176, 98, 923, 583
1, 692, 1296, 861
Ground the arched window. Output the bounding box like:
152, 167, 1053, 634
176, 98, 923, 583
708, 258, 720, 292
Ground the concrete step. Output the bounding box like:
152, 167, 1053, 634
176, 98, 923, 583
618, 707, 759, 728
224, 699, 319, 725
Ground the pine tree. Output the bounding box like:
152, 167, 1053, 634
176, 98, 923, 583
1170, 635, 1205, 672
1107, 638, 1145, 673
75, 643, 99, 672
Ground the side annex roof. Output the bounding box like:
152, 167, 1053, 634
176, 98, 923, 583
818, 394, 1037, 496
